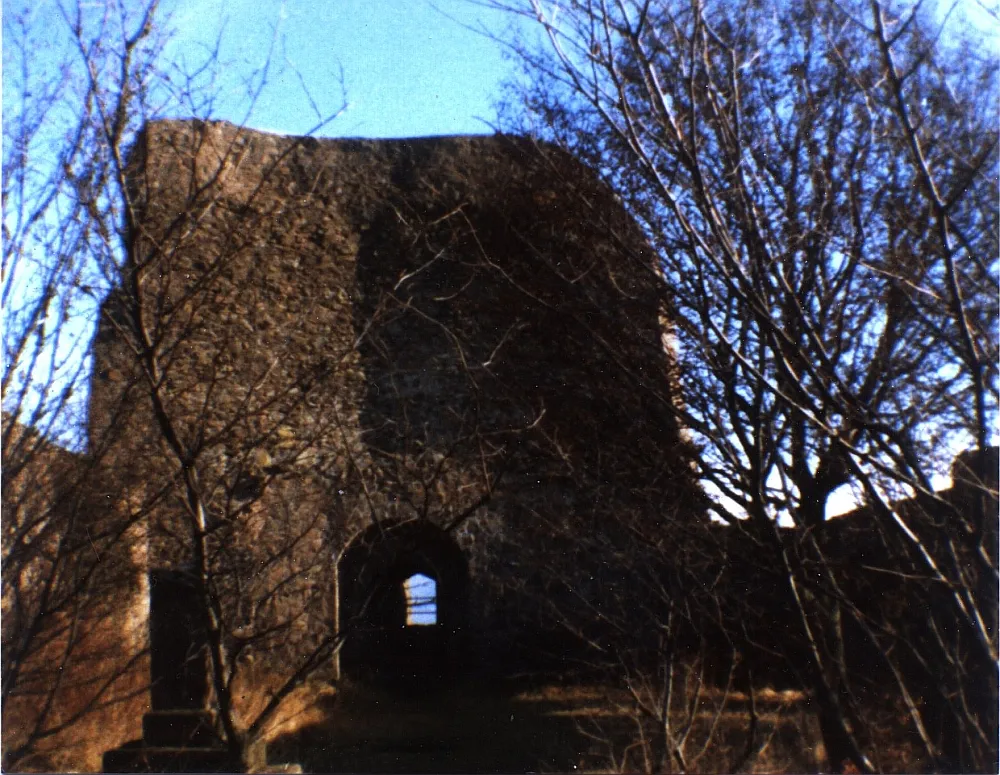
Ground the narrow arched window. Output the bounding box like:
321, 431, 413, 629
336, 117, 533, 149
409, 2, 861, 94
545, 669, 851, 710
403, 573, 437, 626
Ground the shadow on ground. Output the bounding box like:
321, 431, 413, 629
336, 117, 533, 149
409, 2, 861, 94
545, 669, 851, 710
266, 677, 591, 773
265, 678, 838, 773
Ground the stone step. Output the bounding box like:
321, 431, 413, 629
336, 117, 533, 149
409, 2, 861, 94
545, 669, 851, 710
103, 744, 238, 773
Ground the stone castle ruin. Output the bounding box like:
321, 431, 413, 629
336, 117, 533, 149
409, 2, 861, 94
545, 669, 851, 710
88, 119, 703, 708
8, 119, 994, 772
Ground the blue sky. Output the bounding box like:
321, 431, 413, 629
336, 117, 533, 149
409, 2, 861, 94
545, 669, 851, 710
8, 0, 995, 144
3, 0, 994, 492
2, 0, 530, 449
164, 0, 522, 139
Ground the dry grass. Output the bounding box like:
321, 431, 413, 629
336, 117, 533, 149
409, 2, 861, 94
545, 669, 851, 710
261, 678, 836, 774
262, 679, 931, 773
2, 649, 928, 773
516, 683, 826, 773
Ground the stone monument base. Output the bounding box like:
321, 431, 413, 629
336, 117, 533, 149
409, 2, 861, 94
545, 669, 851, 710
103, 709, 247, 773
102, 571, 299, 772
103, 709, 301, 773
103, 742, 238, 773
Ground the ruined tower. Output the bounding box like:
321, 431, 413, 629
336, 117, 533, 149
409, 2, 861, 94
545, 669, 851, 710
89, 120, 701, 689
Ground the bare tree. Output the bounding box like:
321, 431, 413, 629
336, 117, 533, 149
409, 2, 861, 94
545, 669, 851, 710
1, 3, 172, 767
87, 95, 359, 775
3, 1, 356, 769
482, 0, 998, 770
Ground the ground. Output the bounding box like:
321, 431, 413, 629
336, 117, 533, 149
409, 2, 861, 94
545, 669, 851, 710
265, 678, 827, 773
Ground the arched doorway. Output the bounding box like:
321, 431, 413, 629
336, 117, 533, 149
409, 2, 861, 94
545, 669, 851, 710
338, 519, 470, 688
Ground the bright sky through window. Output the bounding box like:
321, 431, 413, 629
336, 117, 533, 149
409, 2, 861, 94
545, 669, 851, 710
404, 574, 437, 626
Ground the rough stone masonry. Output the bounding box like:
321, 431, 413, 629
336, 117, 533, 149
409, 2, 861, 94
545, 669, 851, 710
89, 120, 703, 692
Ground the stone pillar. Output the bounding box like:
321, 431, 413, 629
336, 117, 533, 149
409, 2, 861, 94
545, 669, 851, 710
149, 569, 209, 710
103, 569, 237, 773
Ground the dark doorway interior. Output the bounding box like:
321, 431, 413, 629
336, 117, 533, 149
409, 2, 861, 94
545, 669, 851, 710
339, 520, 470, 689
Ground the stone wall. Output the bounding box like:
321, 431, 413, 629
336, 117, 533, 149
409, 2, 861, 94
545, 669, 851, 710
89, 120, 702, 688
2, 418, 148, 770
